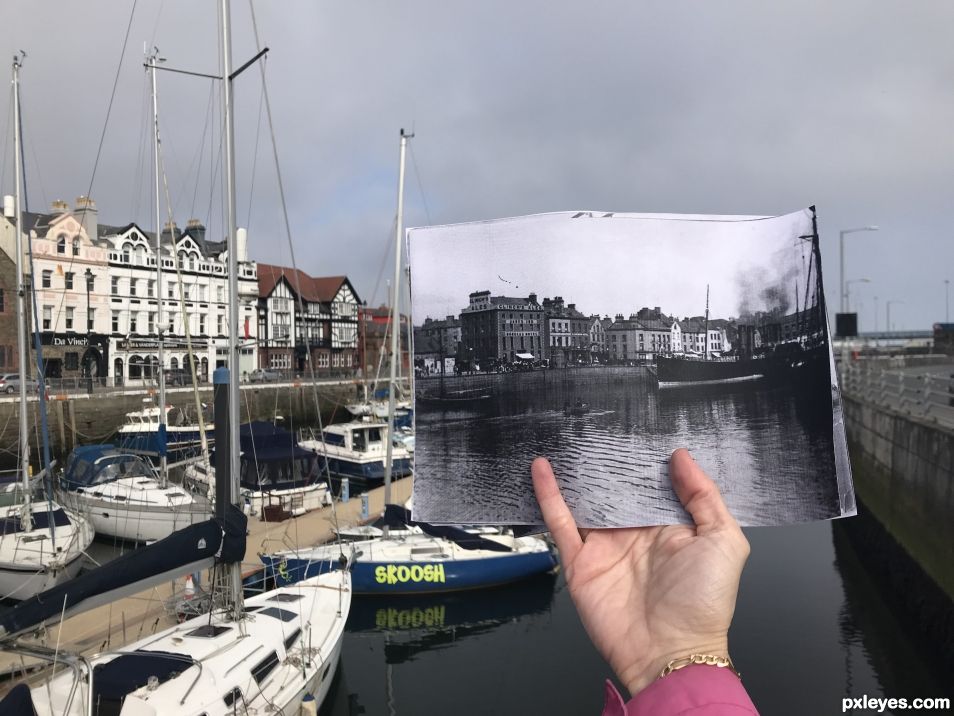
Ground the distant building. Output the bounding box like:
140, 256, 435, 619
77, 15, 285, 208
419, 315, 462, 358
357, 305, 409, 379
257, 264, 360, 375
541, 296, 590, 366
588, 315, 606, 362
459, 290, 544, 365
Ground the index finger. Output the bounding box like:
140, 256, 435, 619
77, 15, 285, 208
531, 457, 583, 564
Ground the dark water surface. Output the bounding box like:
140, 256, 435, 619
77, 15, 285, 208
320, 520, 951, 716
415, 369, 839, 527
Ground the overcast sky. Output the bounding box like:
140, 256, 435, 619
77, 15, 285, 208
409, 210, 815, 322
2, 1, 952, 332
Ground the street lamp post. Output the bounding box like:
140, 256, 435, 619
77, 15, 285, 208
85, 268, 93, 392
886, 300, 903, 333
845, 278, 871, 313
839, 226, 878, 313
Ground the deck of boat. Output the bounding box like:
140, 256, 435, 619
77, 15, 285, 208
0, 476, 413, 685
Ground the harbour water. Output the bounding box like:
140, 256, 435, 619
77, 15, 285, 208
414, 367, 840, 527
319, 519, 952, 715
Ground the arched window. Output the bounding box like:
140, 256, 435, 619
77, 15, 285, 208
129, 354, 144, 379
170, 356, 179, 371
57, 235, 67, 254
122, 243, 132, 263
72, 236, 81, 256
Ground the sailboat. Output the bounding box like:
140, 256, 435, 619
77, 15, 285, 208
56, 50, 210, 544
0, 52, 94, 601
260, 130, 557, 595
0, 7, 350, 712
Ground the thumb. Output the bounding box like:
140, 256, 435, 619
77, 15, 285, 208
669, 448, 736, 534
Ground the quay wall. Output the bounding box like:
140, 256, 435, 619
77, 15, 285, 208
416, 364, 650, 395
843, 393, 954, 656
0, 379, 368, 464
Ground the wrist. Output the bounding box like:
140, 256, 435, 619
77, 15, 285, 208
620, 639, 730, 698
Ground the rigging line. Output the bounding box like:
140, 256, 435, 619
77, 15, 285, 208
248, 0, 342, 540
190, 80, 216, 219
408, 142, 432, 226
35, 0, 139, 341
82, 0, 139, 211
131, 74, 152, 221
368, 216, 398, 309
244, 76, 266, 230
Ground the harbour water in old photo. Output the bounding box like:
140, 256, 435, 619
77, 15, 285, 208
413, 366, 840, 527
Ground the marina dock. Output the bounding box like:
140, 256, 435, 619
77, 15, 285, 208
0, 477, 413, 683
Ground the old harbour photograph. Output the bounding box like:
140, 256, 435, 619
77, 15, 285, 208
409, 209, 853, 528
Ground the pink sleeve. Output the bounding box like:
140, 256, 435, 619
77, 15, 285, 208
601, 664, 760, 716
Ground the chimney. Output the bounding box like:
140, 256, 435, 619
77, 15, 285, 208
186, 218, 206, 249
528, 292, 537, 305
654, 306, 661, 315
73, 196, 98, 242
161, 220, 180, 245
51, 199, 69, 214
568, 303, 576, 312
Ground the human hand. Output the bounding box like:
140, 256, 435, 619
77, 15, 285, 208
531, 449, 750, 697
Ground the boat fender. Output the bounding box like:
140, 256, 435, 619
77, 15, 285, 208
300, 693, 318, 716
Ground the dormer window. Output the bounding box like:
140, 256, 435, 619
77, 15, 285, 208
57, 235, 67, 253
122, 243, 132, 263
72, 236, 81, 256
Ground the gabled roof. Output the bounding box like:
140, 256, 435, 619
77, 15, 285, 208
257, 263, 356, 303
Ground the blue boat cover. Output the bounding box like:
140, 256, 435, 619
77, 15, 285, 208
0, 508, 72, 535
211, 422, 320, 491
61, 444, 156, 491
92, 650, 194, 709
383, 505, 512, 553
0, 505, 246, 639
0, 684, 35, 716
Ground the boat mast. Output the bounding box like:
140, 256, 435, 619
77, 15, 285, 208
12, 52, 31, 529
219, 0, 243, 619
383, 129, 411, 519
704, 284, 710, 361
147, 49, 169, 483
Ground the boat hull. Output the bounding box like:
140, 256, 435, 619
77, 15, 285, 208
654, 355, 766, 388
320, 456, 413, 482
56, 489, 209, 543
0, 549, 86, 602
263, 549, 557, 594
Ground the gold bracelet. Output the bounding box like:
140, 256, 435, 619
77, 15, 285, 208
659, 654, 741, 680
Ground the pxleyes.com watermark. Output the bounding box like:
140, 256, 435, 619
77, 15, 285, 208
842, 696, 951, 713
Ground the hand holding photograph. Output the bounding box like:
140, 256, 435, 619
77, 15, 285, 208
408, 208, 854, 528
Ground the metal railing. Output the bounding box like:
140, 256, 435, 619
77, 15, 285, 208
841, 361, 954, 430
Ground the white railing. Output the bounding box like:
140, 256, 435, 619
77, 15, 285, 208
841, 361, 954, 430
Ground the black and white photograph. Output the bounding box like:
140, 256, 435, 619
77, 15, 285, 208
409, 208, 854, 528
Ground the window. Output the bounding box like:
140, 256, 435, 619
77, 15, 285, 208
66, 307, 74, 330
72, 237, 80, 256
147, 280, 155, 297
0, 288, 4, 312
87, 308, 95, 331
43, 306, 52, 330
217, 286, 224, 303
122, 244, 131, 263
168, 282, 175, 299
217, 315, 224, 335
198, 315, 206, 335
65, 352, 78, 370
129, 313, 138, 333
111, 276, 119, 295
112, 311, 120, 332
65, 272, 74, 290
148, 313, 155, 333
57, 235, 66, 253
42, 270, 52, 288
168, 316, 175, 333
86, 273, 95, 292
129, 280, 137, 297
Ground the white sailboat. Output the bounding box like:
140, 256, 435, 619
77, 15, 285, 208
0, 52, 94, 601
0, 8, 351, 713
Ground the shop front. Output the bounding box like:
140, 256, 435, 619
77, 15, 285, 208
36, 333, 110, 389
